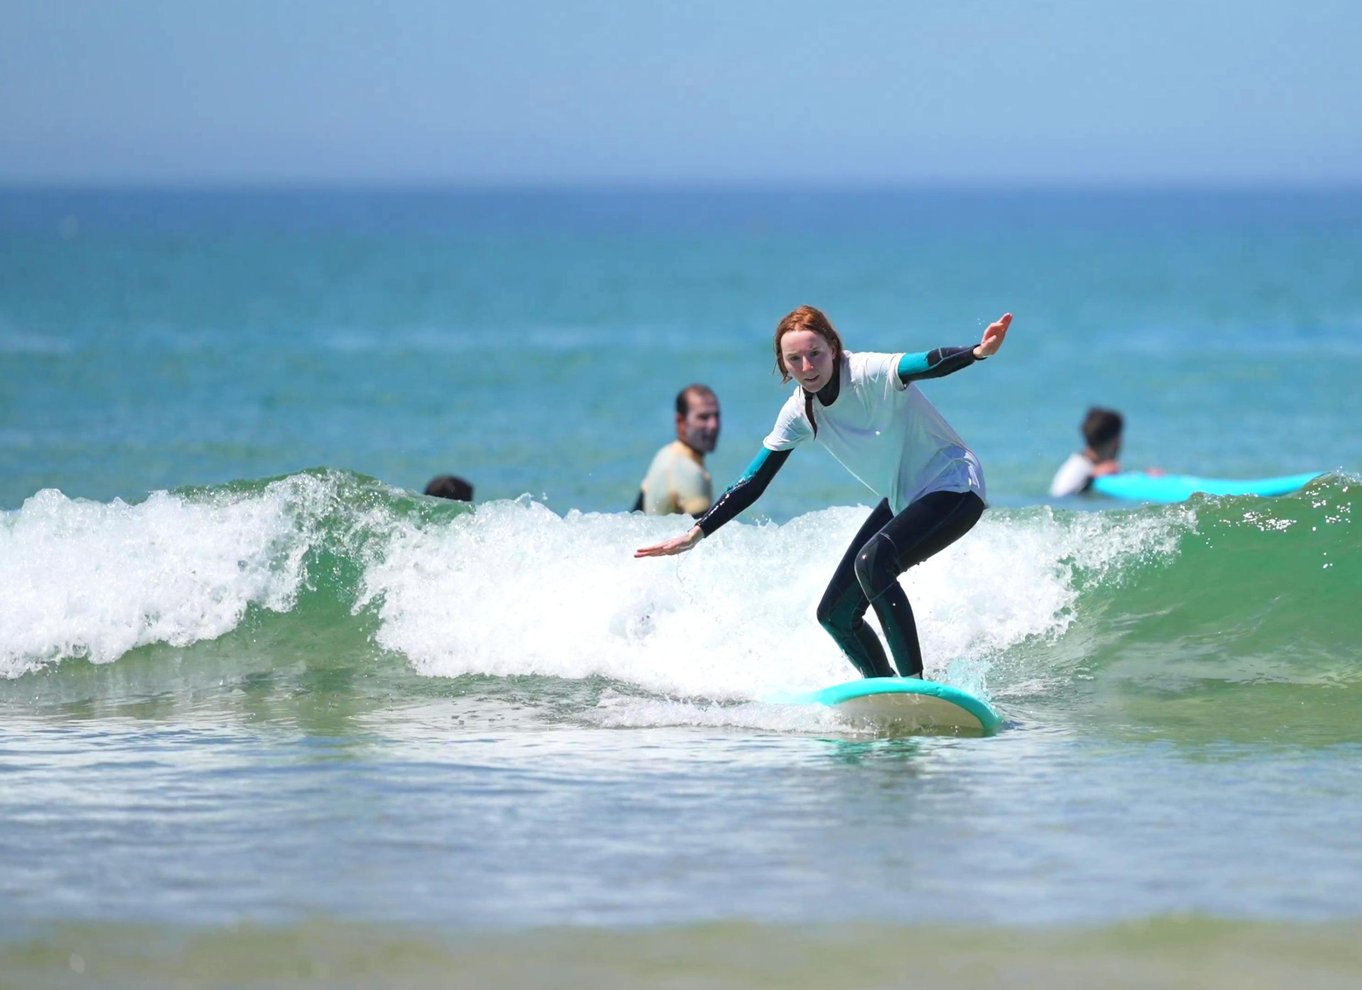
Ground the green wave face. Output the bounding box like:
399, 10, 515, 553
1008, 476, 1362, 744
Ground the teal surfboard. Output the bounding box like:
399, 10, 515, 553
781, 677, 1003, 737
1091, 470, 1322, 504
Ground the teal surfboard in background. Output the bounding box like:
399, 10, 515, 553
779, 677, 1004, 737
1092, 470, 1323, 504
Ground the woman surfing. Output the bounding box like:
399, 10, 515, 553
635, 305, 1012, 681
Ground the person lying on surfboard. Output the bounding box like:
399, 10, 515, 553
635, 304, 1011, 681
1048, 406, 1124, 497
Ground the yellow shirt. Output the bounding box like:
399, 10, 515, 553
640, 441, 712, 516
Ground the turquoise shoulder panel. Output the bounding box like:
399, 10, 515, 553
896, 351, 933, 379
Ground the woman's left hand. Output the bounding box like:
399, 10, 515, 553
974, 313, 1012, 359
634, 526, 704, 558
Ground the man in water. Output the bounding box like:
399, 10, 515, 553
632, 384, 721, 516
1049, 407, 1123, 497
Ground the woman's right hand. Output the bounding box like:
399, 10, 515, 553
973, 312, 1012, 358
634, 526, 703, 558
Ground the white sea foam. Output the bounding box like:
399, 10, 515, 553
0, 479, 319, 678
358, 497, 1192, 704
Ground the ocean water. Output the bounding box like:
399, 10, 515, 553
2, 187, 1361, 987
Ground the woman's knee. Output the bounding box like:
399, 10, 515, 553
816, 587, 868, 635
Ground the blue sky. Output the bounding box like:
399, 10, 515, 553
3, 0, 1360, 185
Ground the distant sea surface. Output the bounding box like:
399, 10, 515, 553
2, 187, 1361, 988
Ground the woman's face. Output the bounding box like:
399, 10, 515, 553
780, 329, 836, 393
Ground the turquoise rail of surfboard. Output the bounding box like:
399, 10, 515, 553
779, 677, 1004, 736
1091, 470, 1323, 504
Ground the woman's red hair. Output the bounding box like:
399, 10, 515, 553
773, 305, 844, 436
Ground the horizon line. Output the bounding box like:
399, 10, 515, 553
3, 176, 1362, 194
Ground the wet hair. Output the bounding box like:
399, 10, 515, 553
1082, 407, 1124, 448
773, 305, 845, 436
675, 384, 717, 417
424, 475, 474, 501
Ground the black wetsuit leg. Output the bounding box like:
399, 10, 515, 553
853, 490, 985, 677
815, 500, 898, 679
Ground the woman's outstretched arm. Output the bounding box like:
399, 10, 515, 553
896, 313, 1012, 383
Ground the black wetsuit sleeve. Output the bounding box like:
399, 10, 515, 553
694, 447, 792, 537
896, 346, 980, 384
630, 491, 644, 512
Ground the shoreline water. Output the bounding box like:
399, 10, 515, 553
9, 917, 1362, 990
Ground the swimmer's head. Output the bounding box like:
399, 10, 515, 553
1082, 407, 1124, 460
